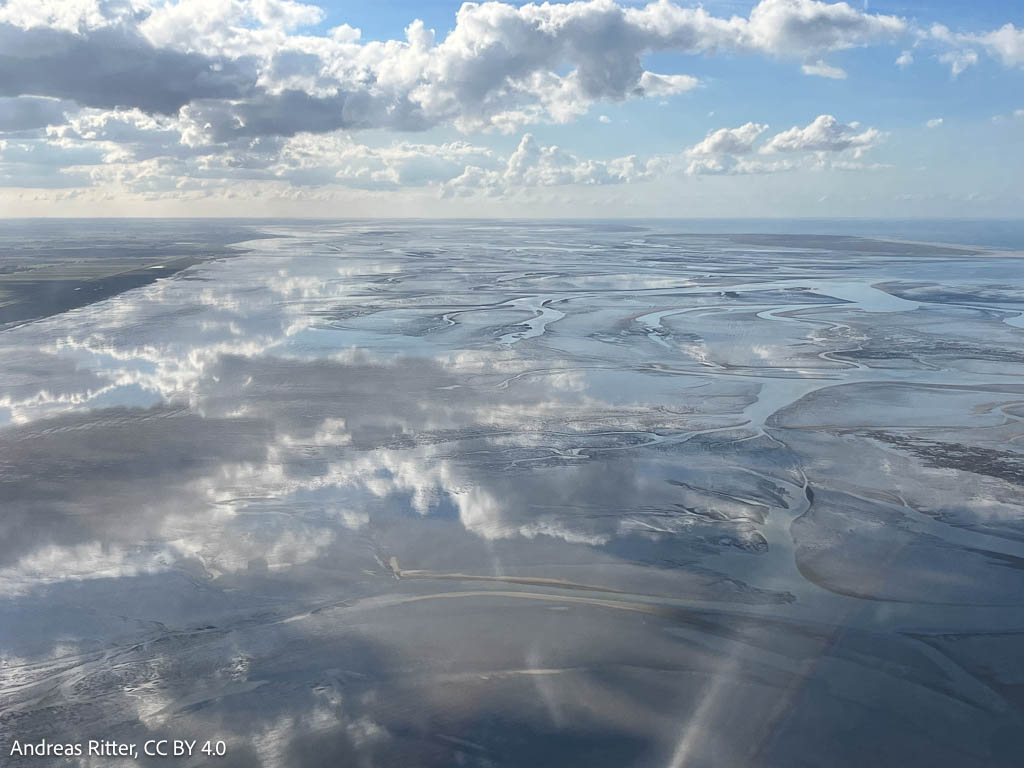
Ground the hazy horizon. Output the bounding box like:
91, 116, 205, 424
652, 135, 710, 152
7, 216, 1024, 250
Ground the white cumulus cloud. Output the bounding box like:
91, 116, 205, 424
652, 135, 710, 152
976, 23, 1024, 68
683, 114, 884, 175
760, 114, 882, 155
442, 132, 660, 196
801, 60, 847, 79
688, 122, 769, 156
939, 49, 978, 77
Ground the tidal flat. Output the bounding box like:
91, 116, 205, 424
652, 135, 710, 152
1, 220, 1023, 767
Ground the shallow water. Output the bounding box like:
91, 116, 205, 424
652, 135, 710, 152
1, 220, 1024, 767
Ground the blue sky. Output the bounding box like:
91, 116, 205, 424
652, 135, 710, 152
0, 0, 1021, 216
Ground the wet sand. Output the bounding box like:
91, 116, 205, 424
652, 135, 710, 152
1, 221, 1023, 767
0, 220, 274, 328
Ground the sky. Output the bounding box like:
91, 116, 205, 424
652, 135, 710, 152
0, 0, 1021, 218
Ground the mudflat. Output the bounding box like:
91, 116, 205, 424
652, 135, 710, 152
1, 220, 1023, 767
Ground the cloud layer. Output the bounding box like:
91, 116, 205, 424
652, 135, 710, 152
0, 0, 1019, 208
0, 0, 909, 138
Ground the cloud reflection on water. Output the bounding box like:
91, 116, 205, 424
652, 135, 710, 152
2, 221, 1024, 767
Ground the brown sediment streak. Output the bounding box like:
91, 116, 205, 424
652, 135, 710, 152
382, 589, 676, 618
396, 570, 631, 594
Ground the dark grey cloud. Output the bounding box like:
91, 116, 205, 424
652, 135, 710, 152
186, 89, 430, 142
0, 95, 73, 131
0, 22, 256, 114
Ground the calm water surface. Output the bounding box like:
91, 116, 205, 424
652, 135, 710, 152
1, 220, 1023, 767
